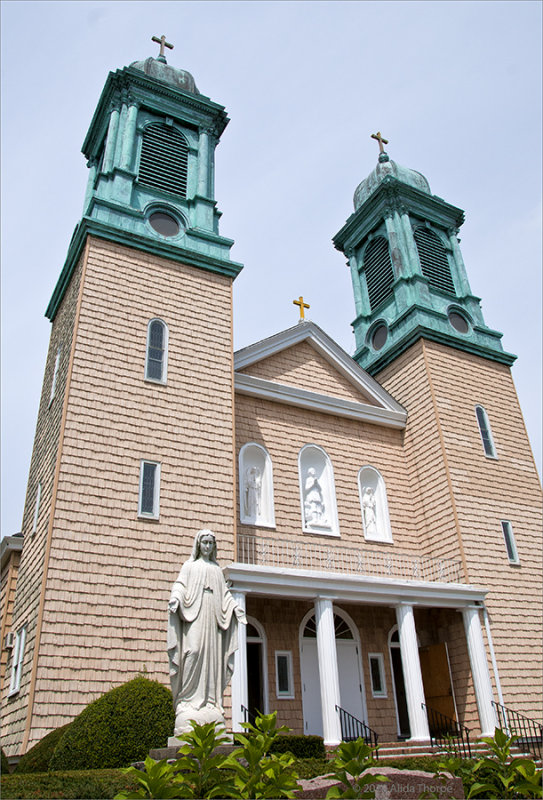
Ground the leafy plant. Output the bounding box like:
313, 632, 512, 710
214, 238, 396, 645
230, 711, 302, 799
325, 738, 388, 799
434, 728, 542, 799
466, 728, 542, 799
115, 711, 301, 800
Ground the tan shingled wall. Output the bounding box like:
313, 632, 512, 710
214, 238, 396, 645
4, 238, 236, 753
1, 254, 84, 755
421, 341, 542, 720
377, 339, 543, 721
239, 341, 375, 404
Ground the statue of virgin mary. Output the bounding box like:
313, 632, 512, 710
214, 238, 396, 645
167, 530, 246, 736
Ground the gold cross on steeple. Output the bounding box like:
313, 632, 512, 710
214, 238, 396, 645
293, 296, 310, 321
152, 34, 174, 58
371, 131, 389, 154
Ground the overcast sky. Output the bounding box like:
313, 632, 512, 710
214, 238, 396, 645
1, 0, 541, 537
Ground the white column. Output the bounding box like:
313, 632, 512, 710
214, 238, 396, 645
231, 591, 247, 732
462, 605, 497, 736
395, 603, 430, 741
314, 597, 342, 746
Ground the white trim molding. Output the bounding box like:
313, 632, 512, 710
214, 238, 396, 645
225, 562, 487, 608
235, 373, 406, 429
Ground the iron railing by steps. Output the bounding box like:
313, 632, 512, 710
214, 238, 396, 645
237, 534, 463, 584
336, 705, 379, 755
492, 701, 542, 759
241, 704, 257, 727
422, 703, 472, 759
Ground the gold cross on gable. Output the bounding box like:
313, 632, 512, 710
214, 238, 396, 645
293, 296, 310, 320
152, 34, 174, 58
371, 131, 389, 154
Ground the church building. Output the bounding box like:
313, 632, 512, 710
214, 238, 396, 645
2, 42, 541, 758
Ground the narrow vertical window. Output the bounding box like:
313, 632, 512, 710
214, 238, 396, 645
31, 482, 42, 535
49, 347, 61, 407
145, 319, 168, 383
9, 625, 27, 696
475, 405, 497, 458
138, 461, 161, 519
501, 521, 519, 564
275, 651, 294, 699
368, 653, 387, 697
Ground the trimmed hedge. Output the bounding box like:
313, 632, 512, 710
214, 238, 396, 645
15, 723, 72, 774
49, 676, 175, 771
270, 734, 326, 759
1, 769, 137, 799
1, 748, 10, 775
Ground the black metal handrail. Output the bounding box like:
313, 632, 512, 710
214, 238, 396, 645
492, 701, 542, 759
422, 703, 472, 759
336, 705, 379, 756
241, 704, 257, 727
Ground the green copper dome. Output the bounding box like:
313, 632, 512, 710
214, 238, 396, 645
353, 153, 431, 209
129, 56, 200, 94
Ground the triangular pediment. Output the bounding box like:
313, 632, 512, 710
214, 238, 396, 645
234, 322, 406, 428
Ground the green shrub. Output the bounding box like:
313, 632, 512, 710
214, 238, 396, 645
1, 748, 10, 775
1, 768, 137, 799
293, 757, 330, 779
15, 723, 72, 773
269, 734, 326, 760
49, 676, 175, 771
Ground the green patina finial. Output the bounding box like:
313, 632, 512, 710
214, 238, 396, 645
152, 34, 174, 63
371, 131, 390, 163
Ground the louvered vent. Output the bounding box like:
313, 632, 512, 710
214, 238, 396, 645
139, 123, 188, 198
363, 236, 395, 311
414, 227, 455, 294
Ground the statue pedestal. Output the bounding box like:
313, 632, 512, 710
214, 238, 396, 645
150, 742, 237, 761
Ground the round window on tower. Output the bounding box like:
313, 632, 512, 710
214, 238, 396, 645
148, 210, 181, 238
371, 323, 389, 351
448, 309, 470, 334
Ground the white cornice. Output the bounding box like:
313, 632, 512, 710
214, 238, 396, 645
224, 563, 487, 608
234, 373, 407, 428
234, 322, 406, 415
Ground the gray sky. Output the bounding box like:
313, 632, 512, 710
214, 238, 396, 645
1, 0, 541, 537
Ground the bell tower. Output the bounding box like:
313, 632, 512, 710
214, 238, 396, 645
3, 40, 242, 757
333, 135, 515, 374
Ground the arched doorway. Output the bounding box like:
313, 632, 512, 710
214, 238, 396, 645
246, 618, 268, 719
300, 608, 367, 736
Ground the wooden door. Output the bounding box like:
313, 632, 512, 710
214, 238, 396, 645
419, 642, 456, 730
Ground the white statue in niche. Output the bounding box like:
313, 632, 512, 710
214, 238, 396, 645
244, 465, 262, 519
304, 467, 328, 526
167, 530, 247, 737
362, 486, 378, 538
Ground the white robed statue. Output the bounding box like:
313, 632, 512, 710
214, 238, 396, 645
167, 530, 246, 736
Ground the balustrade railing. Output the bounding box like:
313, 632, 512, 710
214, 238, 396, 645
422, 703, 472, 759
336, 705, 379, 754
237, 534, 463, 584
492, 701, 542, 759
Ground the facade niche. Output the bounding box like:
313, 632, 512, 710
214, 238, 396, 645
358, 465, 393, 543
239, 443, 275, 527
298, 445, 339, 536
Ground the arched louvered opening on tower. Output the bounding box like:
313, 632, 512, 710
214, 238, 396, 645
414, 227, 455, 295
362, 236, 395, 311
138, 123, 189, 198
